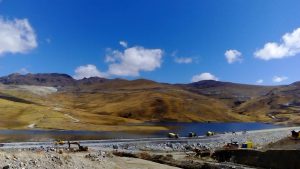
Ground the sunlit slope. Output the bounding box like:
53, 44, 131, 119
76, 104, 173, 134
0, 80, 249, 131
234, 83, 300, 125
50, 88, 247, 123
0, 87, 167, 131
180, 80, 276, 107
1, 73, 300, 131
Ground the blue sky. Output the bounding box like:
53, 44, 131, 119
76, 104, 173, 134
0, 0, 300, 85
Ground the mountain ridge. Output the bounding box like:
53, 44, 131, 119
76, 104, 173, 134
0, 72, 299, 131
0, 73, 296, 87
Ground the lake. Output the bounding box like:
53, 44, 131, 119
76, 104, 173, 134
155, 122, 281, 136
0, 122, 280, 142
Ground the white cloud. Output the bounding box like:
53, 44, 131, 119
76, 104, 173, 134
119, 41, 128, 48
256, 79, 264, 84
73, 64, 106, 80
18, 68, 30, 74
191, 72, 218, 82
174, 57, 193, 64
225, 49, 242, 64
272, 76, 288, 83
0, 17, 37, 55
105, 49, 122, 63
106, 46, 163, 76
171, 50, 194, 64
255, 27, 300, 60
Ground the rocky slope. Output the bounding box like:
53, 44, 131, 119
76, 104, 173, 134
0, 73, 76, 87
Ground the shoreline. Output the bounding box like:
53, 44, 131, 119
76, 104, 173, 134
1, 126, 298, 150
0, 122, 283, 143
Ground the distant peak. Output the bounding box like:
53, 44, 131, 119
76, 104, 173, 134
291, 81, 300, 86
132, 78, 156, 83
8, 73, 22, 77
190, 80, 226, 86
0, 73, 75, 87
77, 76, 108, 83
38, 73, 73, 78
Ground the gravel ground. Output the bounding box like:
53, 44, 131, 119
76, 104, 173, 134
0, 148, 179, 169
103, 127, 300, 152
0, 127, 298, 168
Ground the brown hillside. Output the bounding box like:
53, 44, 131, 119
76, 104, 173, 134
0, 73, 299, 131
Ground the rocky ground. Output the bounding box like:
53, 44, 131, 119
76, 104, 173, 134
0, 127, 298, 169
104, 127, 300, 152
0, 148, 179, 169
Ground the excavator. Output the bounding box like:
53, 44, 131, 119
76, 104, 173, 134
67, 141, 88, 151
54, 140, 88, 151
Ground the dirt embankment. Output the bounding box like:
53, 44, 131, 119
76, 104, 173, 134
213, 149, 300, 169
212, 132, 300, 169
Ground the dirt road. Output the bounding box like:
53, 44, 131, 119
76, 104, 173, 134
1, 126, 299, 150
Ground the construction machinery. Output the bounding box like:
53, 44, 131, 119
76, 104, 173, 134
168, 133, 179, 138
53, 140, 88, 152
67, 141, 88, 151
54, 139, 65, 145
188, 132, 197, 137
241, 141, 253, 148
206, 131, 215, 136
291, 130, 300, 139
223, 141, 239, 149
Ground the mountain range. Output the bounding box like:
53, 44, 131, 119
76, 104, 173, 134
0, 73, 299, 132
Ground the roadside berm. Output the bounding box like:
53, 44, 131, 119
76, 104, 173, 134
213, 149, 300, 169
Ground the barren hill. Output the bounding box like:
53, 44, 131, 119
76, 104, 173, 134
0, 73, 76, 87
0, 73, 298, 131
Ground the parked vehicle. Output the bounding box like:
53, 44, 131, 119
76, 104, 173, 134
188, 132, 197, 137
168, 132, 179, 138
241, 141, 253, 148
206, 131, 215, 136
223, 141, 239, 149
291, 130, 300, 139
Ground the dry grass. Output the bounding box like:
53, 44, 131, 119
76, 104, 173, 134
1, 80, 298, 132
